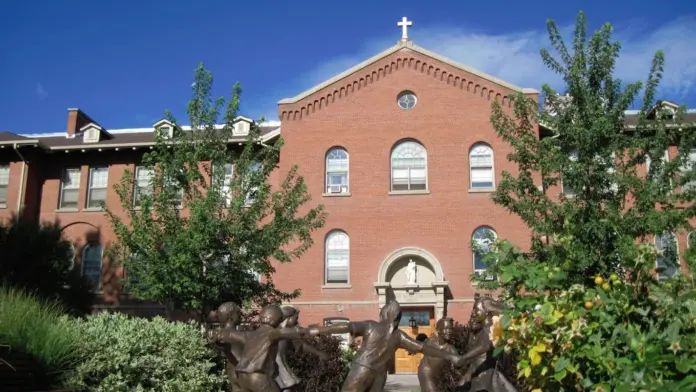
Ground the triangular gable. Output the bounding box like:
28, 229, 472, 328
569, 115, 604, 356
279, 39, 538, 105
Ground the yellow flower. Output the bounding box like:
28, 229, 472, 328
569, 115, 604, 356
489, 315, 503, 346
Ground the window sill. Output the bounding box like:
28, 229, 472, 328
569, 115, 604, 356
468, 187, 495, 193
322, 192, 351, 197
0, 204, 6, 209
388, 190, 430, 196
322, 284, 352, 289
56, 208, 79, 213
84, 207, 104, 212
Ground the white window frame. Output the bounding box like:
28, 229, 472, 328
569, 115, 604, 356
390, 140, 428, 192
213, 162, 234, 206
82, 242, 103, 290
0, 164, 9, 208
472, 226, 497, 280
59, 167, 81, 210
680, 148, 696, 191
86, 166, 109, 209
325, 230, 350, 285
655, 231, 679, 281
646, 149, 670, 177
325, 148, 350, 194
469, 143, 495, 190
163, 169, 184, 208
243, 161, 262, 206
561, 151, 578, 197
133, 166, 154, 208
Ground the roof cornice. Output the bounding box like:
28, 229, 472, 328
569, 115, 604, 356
278, 40, 538, 105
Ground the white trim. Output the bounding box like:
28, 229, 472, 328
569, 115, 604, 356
376, 246, 445, 282
654, 232, 680, 280
325, 147, 350, 194
390, 139, 428, 192
472, 226, 498, 275
86, 166, 108, 209
468, 142, 495, 190
325, 230, 350, 285
278, 40, 538, 104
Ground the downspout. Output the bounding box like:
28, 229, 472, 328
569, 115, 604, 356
13, 143, 27, 215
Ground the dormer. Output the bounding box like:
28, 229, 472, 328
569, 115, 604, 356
80, 123, 104, 143
233, 116, 253, 136
647, 100, 679, 120
153, 119, 174, 139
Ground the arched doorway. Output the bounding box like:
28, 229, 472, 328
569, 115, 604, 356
374, 247, 449, 374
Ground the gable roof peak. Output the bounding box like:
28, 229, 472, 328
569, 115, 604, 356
278, 40, 538, 105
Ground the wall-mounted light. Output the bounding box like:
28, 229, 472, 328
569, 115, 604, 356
408, 317, 417, 328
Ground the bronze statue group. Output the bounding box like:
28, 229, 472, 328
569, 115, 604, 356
206, 295, 516, 392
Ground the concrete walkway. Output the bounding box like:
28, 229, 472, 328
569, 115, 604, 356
384, 374, 420, 391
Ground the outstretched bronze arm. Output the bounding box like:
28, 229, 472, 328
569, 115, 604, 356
269, 326, 307, 342
398, 331, 464, 366
458, 337, 490, 362
297, 342, 330, 360
310, 321, 367, 337
210, 327, 248, 344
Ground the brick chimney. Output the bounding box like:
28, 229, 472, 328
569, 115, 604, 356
66, 108, 99, 138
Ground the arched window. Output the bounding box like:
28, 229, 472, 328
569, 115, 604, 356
82, 242, 103, 290
472, 226, 497, 277
326, 148, 349, 194
325, 230, 350, 284
469, 143, 495, 189
391, 140, 427, 191
655, 232, 679, 281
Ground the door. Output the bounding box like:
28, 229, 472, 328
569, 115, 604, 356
393, 307, 435, 373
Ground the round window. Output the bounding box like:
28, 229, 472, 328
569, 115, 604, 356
397, 91, 417, 110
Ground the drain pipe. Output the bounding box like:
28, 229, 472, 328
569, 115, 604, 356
13, 143, 27, 214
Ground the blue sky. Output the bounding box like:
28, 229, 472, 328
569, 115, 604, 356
1, 0, 695, 134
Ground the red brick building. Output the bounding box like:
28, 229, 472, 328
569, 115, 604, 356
1, 29, 694, 373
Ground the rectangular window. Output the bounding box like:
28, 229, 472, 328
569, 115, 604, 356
561, 151, 578, 197
0, 165, 9, 207
86, 167, 108, 209
326, 248, 349, 284
163, 172, 184, 208
470, 148, 494, 188
244, 162, 262, 206
681, 148, 696, 191
133, 166, 153, 208
59, 168, 81, 209
213, 163, 234, 206
326, 152, 349, 193
391, 165, 426, 191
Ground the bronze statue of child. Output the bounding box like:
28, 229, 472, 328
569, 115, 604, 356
275, 306, 329, 391
456, 296, 517, 392
417, 317, 459, 392
213, 302, 244, 391
207, 304, 308, 392
308, 300, 466, 392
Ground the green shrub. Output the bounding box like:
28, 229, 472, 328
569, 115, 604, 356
287, 334, 354, 392
0, 285, 82, 387
66, 312, 225, 392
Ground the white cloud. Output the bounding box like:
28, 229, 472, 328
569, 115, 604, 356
35, 82, 48, 100
291, 16, 696, 105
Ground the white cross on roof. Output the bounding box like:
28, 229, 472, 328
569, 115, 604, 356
397, 17, 412, 41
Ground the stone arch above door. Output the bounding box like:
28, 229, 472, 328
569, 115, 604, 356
374, 247, 449, 320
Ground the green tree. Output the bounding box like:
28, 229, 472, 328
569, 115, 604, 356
105, 64, 326, 320
474, 11, 696, 391
479, 12, 696, 288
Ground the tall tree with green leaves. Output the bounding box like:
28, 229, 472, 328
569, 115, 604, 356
476, 12, 696, 289
105, 64, 326, 319
472, 12, 696, 391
